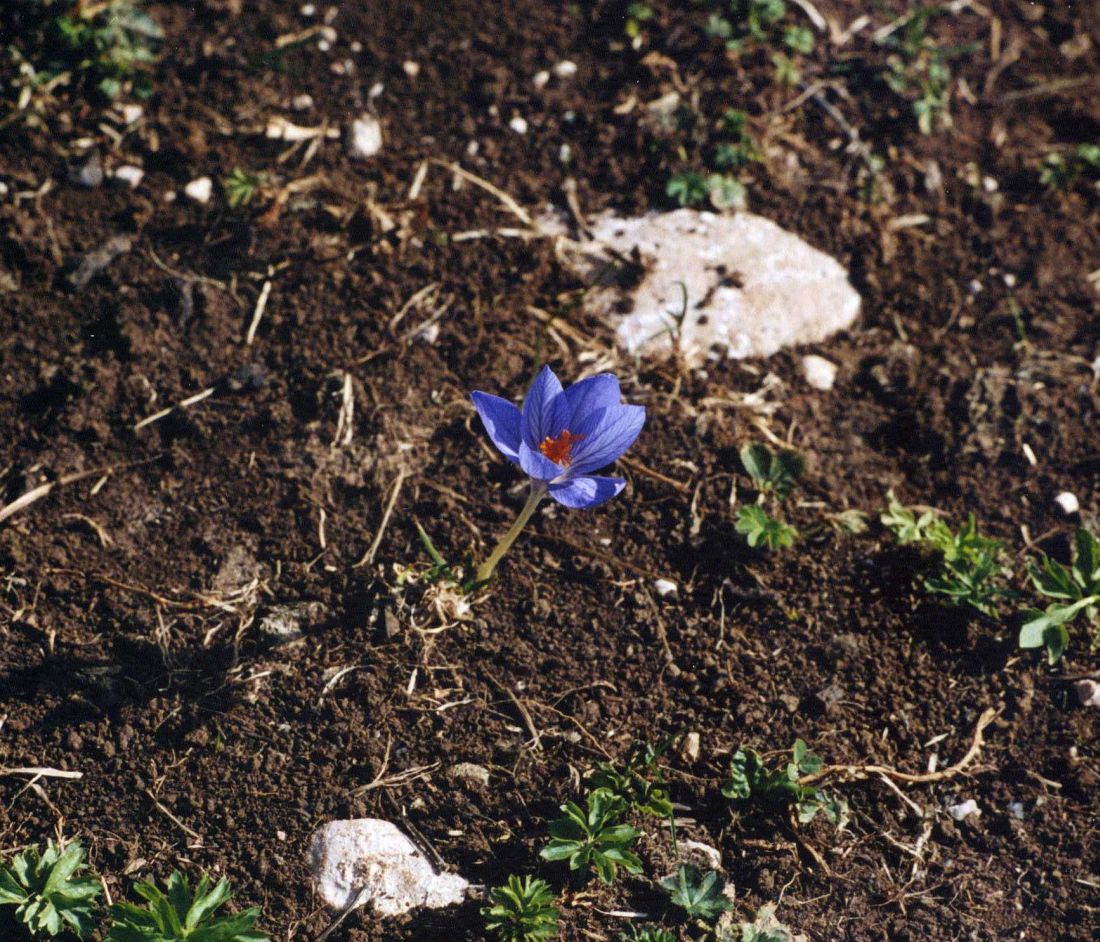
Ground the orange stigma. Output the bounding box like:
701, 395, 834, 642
539, 429, 584, 466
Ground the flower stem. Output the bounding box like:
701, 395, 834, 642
476, 483, 547, 583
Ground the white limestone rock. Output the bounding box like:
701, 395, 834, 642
345, 115, 383, 159
308, 819, 469, 916
571, 210, 860, 366
802, 354, 838, 391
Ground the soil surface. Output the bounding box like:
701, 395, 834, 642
1, 1, 1099, 940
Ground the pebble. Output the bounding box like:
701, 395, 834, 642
802, 354, 838, 391
112, 165, 144, 189
258, 601, 325, 641
346, 114, 383, 159
813, 682, 845, 713
680, 731, 700, 763
552, 60, 578, 79
508, 115, 529, 135
1054, 491, 1079, 516
532, 70, 550, 90
402, 61, 420, 78
308, 819, 469, 916
653, 578, 678, 598
1007, 801, 1025, 820
117, 103, 143, 125
184, 177, 213, 204
1075, 679, 1100, 708
447, 763, 491, 788
70, 152, 104, 188
292, 93, 314, 111
947, 799, 980, 821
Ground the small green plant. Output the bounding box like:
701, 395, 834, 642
482, 876, 559, 942
104, 872, 269, 942
5, 0, 163, 103
625, 2, 655, 41
877, 2, 971, 135
540, 788, 643, 884
736, 442, 802, 550
1039, 144, 1100, 190
1019, 528, 1100, 665
705, 0, 788, 52
588, 739, 675, 820
734, 904, 799, 941
224, 168, 268, 209
0, 841, 100, 939
621, 927, 678, 942
660, 865, 732, 924
882, 491, 1014, 616
721, 740, 848, 827
666, 171, 709, 207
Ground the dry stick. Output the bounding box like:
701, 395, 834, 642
245, 279, 273, 345
133, 386, 216, 431
430, 159, 533, 226
143, 788, 204, 845
0, 467, 115, 525
485, 673, 543, 750
0, 767, 82, 780
802, 707, 999, 787
354, 472, 407, 568
618, 456, 691, 494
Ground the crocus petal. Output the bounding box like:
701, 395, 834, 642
519, 441, 564, 482
567, 405, 646, 476
471, 392, 522, 462
548, 475, 626, 509
521, 365, 564, 447
558, 374, 622, 428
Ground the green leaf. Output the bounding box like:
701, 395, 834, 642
185, 878, 232, 930
660, 865, 732, 923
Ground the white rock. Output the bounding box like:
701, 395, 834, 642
118, 104, 143, 125
552, 60, 578, 79
802, 354, 838, 391
308, 819, 469, 916
112, 165, 144, 189
532, 70, 550, 90
1076, 679, 1100, 708
508, 116, 529, 135
346, 115, 383, 159
448, 763, 491, 787
558, 143, 572, 164
947, 799, 980, 821
1054, 491, 1079, 515
368, 82, 384, 100
184, 177, 212, 204
681, 840, 722, 871
300, 3, 316, 15
0, 181, 8, 197
402, 60, 420, 78
680, 731, 701, 763
293, 93, 314, 111
569, 210, 861, 366
653, 578, 678, 598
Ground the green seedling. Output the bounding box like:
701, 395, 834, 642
735, 504, 797, 550
722, 740, 848, 827
666, 171, 709, 207
625, 3, 655, 41
706, 0, 788, 52
0, 841, 100, 940
540, 788, 643, 885
224, 168, 268, 209
660, 865, 732, 924
7, 0, 163, 102
877, 2, 972, 135
882, 491, 1014, 616
104, 871, 269, 942
588, 740, 675, 820
1019, 528, 1100, 664
1039, 144, 1100, 190
621, 927, 678, 942
482, 876, 558, 942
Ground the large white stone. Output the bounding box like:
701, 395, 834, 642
576, 210, 860, 366
308, 819, 469, 916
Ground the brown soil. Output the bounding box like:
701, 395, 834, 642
1, 1, 1099, 940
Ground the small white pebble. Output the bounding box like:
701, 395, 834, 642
653, 578, 678, 598
552, 60, 578, 79
0, 181, 9, 197
184, 177, 212, 204
802, 354, 838, 391
947, 799, 979, 821
1007, 801, 1025, 820
402, 60, 420, 78
345, 114, 383, 159
292, 93, 314, 111
1054, 491, 1079, 515
1076, 679, 1100, 707
508, 116, 528, 135
300, 3, 315, 16
118, 103, 143, 125
276, 829, 288, 841
532, 70, 550, 91
350, 40, 362, 53
982, 175, 999, 193
465, 140, 479, 157
317, 39, 331, 52
967, 279, 983, 295
558, 143, 572, 164
369, 82, 384, 100
163, 190, 176, 203
1003, 272, 1017, 288
112, 165, 144, 189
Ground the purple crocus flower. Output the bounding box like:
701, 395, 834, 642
472, 365, 646, 509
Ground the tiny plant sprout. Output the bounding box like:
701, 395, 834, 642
471, 366, 645, 582
482, 875, 558, 942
